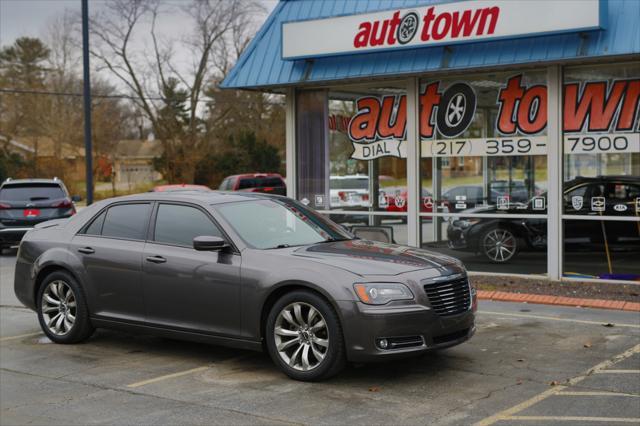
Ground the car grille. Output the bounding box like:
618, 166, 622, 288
423, 275, 471, 316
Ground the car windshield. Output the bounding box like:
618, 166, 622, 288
0, 184, 65, 201
216, 198, 353, 249
238, 177, 284, 189
330, 178, 369, 190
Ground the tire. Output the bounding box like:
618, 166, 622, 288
37, 270, 94, 344
436, 83, 476, 137
481, 227, 518, 263
265, 290, 346, 381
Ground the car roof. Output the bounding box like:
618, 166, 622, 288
102, 190, 283, 206
567, 175, 640, 185
1, 178, 64, 186
228, 173, 282, 179
152, 184, 211, 192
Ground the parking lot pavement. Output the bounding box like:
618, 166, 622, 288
1, 252, 639, 425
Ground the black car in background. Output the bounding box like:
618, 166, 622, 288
447, 176, 640, 263
0, 178, 78, 251
442, 180, 540, 213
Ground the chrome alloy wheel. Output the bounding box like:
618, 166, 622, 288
274, 302, 329, 371
41, 280, 77, 336
483, 229, 517, 262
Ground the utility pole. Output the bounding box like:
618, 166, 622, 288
81, 0, 93, 205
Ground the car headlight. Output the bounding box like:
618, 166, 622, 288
353, 283, 414, 305
453, 218, 481, 229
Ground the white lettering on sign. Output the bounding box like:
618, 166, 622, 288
282, 0, 603, 59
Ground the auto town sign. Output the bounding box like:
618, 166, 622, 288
345, 76, 640, 160
282, 0, 605, 59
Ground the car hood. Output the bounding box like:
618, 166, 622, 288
288, 239, 462, 276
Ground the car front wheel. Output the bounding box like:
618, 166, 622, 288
481, 227, 518, 263
37, 271, 94, 344
266, 290, 346, 381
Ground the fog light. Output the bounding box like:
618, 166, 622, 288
378, 338, 389, 349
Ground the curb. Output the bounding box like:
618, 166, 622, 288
477, 290, 640, 312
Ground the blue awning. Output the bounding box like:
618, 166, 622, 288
222, 0, 640, 90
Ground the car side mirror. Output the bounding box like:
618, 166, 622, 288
71, 195, 82, 202
193, 236, 228, 251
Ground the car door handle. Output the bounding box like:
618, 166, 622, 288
78, 247, 95, 254
145, 255, 167, 264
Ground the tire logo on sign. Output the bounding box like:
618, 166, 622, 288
437, 83, 477, 138
397, 12, 419, 45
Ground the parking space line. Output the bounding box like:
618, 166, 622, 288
0, 332, 42, 342
126, 366, 209, 388
509, 415, 640, 423
593, 369, 640, 374
479, 310, 640, 328
474, 344, 640, 426
556, 391, 640, 397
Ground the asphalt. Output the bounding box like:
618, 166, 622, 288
1, 249, 639, 425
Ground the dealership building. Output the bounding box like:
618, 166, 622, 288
223, 0, 640, 282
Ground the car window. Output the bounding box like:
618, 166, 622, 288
217, 198, 352, 249
238, 177, 284, 189
154, 204, 222, 247
0, 183, 66, 201
84, 210, 106, 235
101, 203, 151, 240
219, 178, 230, 190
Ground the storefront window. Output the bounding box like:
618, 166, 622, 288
295, 83, 409, 245
562, 62, 640, 281
419, 70, 548, 275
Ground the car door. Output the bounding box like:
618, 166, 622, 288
70, 202, 152, 322
142, 202, 242, 337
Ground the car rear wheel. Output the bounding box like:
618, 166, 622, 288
481, 228, 518, 263
37, 271, 94, 344
266, 290, 346, 381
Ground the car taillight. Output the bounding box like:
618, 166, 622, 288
0, 202, 10, 209
263, 187, 274, 192
338, 191, 348, 201
52, 199, 73, 208
362, 194, 369, 201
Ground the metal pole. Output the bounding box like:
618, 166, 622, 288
81, 0, 93, 205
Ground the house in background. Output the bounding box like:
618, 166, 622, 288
113, 139, 163, 188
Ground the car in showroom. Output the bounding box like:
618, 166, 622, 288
0, 178, 78, 251
14, 191, 475, 381
219, 173, 286, 196
447, 176, 640, 264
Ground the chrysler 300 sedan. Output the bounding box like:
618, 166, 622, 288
14, 191, 476, 381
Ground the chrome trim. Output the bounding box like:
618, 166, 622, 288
0, 227, 33, 233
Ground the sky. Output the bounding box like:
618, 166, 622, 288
0, 0, 278, 46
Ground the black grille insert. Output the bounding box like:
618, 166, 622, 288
423, 275, 471, 316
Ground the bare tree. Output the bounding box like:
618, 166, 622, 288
89, 0, 265, 183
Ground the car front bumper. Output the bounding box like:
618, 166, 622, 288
337, 299, 476, 362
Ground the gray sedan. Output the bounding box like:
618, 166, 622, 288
14, 191, 476, 381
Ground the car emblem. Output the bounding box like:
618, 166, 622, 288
395, 196, 406, 209
591, 196, 605, 212
497, 196, 509, 210
379, 194, 388, 208
423, 197, 433, 209
571, 196, 583, 210
26, 203, 34, 208
613, 204, 627, 212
